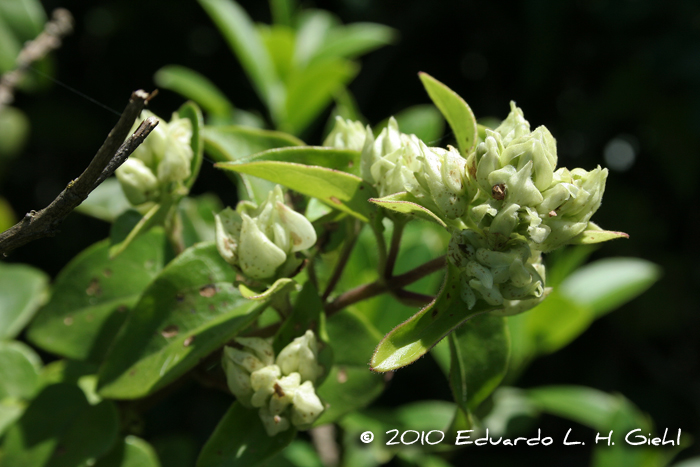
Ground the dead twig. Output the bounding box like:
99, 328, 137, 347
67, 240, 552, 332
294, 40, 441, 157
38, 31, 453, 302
0, 90, 159, 256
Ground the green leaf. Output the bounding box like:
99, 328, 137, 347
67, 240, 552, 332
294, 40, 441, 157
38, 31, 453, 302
94, 436, 162, 467
27, 230, 169, 363
0, 341, 42, 400
198, 0, 280, 109
0, 196, 15, 231
0, 262, 49, 340
177, 101, 205, 190
203, 125, 303, 204
76, 178, 131, 223
282, 58, 358, 135
308, 23, 396, 65
260, 25, 296, 83
263, 440, 323, 467
0, 13, 21, 73
293, 10, 337, 67
0, 398, 25, 439
154, 65, 234, 119
369, 192, 446, 227
418, 72, 477, 156
197, 402, 296, 467
544, 245, 597, 289
227, 146, 359, 174
559, 257, 661, 317
179, 193, 224, 247
568, 221, 629, 246
239, 278, 295, 301
1, 384, 118, 467
109, 200, 174, 259
370, 263, 497, 372
273, 281, 322, 352
0, 0, 46, 42
315, 309, 385, 425
446, 314, 509, 412
216, 158, 376, 222
97, 243, 267, 399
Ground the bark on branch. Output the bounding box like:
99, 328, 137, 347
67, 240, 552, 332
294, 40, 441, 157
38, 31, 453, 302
0, 90, 159, 256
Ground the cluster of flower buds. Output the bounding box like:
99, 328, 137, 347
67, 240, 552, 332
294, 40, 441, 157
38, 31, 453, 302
323, 116, 366, 152
448, 229, 546, 311
324, 101, 609, 313
215, 185, 317, 281
465, 102, 607, 251
115, 111, 193, 205
222, 331, 325, 436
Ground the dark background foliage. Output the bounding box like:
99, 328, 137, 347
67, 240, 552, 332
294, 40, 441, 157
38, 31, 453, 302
3, 0, 699, 464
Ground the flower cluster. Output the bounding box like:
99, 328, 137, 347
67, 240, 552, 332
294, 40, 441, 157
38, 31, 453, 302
115, 110, 193, 205
222, 331, 325, 436
215, 185, 317, 281
325, 102, 608, 312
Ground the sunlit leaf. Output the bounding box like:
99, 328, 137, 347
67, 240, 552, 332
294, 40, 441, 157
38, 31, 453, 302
369, 192, 446, 227
371, 263, 498, 372
94, 436, 162, 467
419, 72, 477, 156
309, 23, 396, 65
28, 230, 169, 363
217, 158, 375, 221
76, 178, 131, 223
97, 243, 267, 399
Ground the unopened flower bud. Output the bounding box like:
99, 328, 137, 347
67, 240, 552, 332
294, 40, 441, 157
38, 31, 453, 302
324, 116, 366, 151
157, 119, 193, 184
115, 158, 159, 205
259, 406, 290, 436
215, 186, 317, 281
269, 372, 301, 415
276, 330, 322, 383
222, 337, 275, 407
494, 101, 530, 146
290, 380, 324, 430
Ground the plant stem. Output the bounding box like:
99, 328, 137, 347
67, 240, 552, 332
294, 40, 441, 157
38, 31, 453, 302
322, 219, 361, 301
392, 289, 435, 307
384, 218, 406, 279
325, 255, 446, 315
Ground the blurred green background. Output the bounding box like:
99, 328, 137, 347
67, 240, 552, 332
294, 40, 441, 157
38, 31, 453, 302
2, 0, 699, 465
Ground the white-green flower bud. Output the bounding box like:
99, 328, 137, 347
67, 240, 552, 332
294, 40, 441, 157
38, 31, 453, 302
130, 111, 169, 170
215, 207, 242, 265
360, 117, 404, 184
535, 166, 608, 251
494, 101, 530, 146
115, 158, 159, 205
216, 186, 317, 281
269, 372, 301, 415
157, 118, 193, 184
412, 143, 475, 219
222, 337, 275, 407
290, 380, 325, 430
250, 364, 282, 408
276, 330, 322, 383
324, 116, 366, 151
259, 406, 291, 437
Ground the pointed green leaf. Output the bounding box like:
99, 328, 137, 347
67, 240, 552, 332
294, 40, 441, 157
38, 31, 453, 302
155, 65, 234, 119
94, 436, 162, 467
559, 257, 660, 317
0, 262, 49, 340
369, 192, 446, 227
418, 72, 477, 156
203, 125, 304, 204
1, 384, 118, 467
216, 159, 376, 222
269, 0, 295, 27
309, 23, 396, 65
198, 0, 280, 108
371, 263, 497, 372
569, 222, 629, 245
197, 402, 296, 467
259, 26, 296, 83
282, 58, 358, 135
97, 243, 267, 399
228, 146, 360, 173
28, 231, 168, 363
